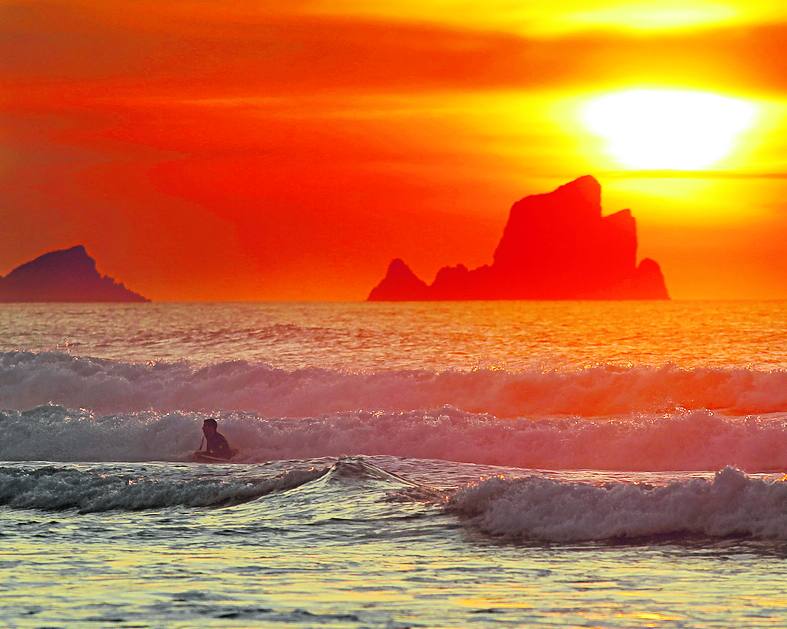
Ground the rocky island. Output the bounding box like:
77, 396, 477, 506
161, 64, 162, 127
368, 176, 669, 300
0, 245, 148, 302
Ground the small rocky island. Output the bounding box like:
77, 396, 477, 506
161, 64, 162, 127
369, 176, 669, 300
0, 245, 148, 302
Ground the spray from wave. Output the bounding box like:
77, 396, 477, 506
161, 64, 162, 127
1, 351, 785, 417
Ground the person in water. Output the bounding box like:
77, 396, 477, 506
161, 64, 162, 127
195, 418, 234, 460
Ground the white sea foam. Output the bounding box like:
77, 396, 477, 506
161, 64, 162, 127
0, 351, 785, 417
447, 467, 787, 541
1, 405, 784, 471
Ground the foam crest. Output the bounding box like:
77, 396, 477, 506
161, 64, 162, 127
447, 467, 787, 541
0, 351, 785, 417
1, 405, 784, 471
0, 465, 326, 513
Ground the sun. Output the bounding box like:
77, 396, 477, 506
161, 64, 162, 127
581, 89, 758, 170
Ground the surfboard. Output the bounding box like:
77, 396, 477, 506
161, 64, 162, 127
191, 450, 239, 463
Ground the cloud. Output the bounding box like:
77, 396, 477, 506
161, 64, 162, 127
2, 1, 787, 101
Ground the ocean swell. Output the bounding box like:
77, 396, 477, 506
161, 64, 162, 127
0, 351, 785, 417
447, 467, 787, 541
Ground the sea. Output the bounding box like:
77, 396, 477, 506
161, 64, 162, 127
0, 301, 785, 628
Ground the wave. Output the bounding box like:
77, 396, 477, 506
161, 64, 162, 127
0, 351, 785, 417
1, 405, 785, 471
5, 456, 784, 545
0, 464, 326, 513
447, 467, 787, 542
0, 458, 417, 513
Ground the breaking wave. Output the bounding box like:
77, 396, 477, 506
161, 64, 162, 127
0, 458, 414, 513
1, 405, 784, 471
0, 351, 785, 417
447, 467, 787, 541
0, 464, 326, 513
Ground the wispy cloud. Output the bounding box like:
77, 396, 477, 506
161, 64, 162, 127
2, 2, 787, 100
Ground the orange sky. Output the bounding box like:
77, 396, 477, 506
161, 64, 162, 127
1, 0, 786, 299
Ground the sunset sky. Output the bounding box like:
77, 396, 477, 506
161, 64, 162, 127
2, 0, 786, 300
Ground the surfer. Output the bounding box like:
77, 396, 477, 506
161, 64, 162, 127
194, 418, 234, 460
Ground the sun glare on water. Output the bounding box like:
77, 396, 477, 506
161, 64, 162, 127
581, 89, 758, 170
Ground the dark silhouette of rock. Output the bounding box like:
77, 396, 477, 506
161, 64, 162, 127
0, 245, 149, 302
368, 176, 669, 300
368, 258, 429, 301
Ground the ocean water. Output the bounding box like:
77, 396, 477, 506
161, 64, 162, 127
0, 301, 785, 627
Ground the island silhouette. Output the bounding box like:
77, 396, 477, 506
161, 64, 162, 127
368, 175, 669, 300
0, 245, 148, 302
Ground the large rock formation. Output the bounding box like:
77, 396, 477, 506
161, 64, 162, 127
368, 176, 668, 300
0, 245, 149, 302
368, 258, 429, 301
